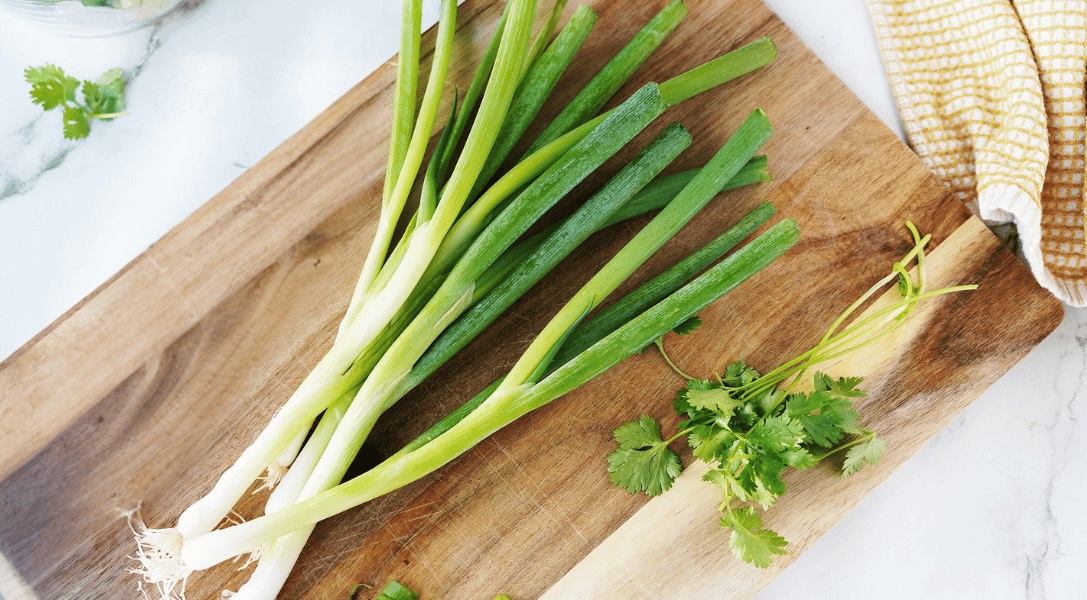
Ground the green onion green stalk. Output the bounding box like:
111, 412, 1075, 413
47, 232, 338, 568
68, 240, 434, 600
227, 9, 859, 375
130, 2, 789, 599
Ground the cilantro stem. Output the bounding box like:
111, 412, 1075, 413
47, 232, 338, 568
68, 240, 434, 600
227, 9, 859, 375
654, 337, 697, 380
87, 111, 129, 119
733, 226, 974, 410
809, 429, 877, 461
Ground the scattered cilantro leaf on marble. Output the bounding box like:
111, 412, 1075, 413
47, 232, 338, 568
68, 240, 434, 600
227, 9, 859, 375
25, 64, 128, 140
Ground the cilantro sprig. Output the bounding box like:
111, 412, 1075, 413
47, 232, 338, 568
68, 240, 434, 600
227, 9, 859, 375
609, 365, 880, 567
25, 64, 128, 140
607, 222, 974, 568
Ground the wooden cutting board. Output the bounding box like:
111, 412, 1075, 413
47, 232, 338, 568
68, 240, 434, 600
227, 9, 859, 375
0, 0, 1065, 599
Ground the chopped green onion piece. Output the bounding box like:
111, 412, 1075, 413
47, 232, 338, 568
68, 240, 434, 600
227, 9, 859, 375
374, 581, 419, 600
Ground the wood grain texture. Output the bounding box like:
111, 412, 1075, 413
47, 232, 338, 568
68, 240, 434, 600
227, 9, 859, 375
0, 1, 1064, 599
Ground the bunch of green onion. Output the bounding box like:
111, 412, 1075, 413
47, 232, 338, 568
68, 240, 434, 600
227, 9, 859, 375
129, 1, 799, 598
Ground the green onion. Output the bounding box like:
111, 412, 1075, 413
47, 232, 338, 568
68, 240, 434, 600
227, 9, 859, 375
359, 0, 456, 297
179, 219, 798, 569
500, 108, 772, 389
383, 0, 421, 207
132, 2, 787, 598
179, 109, 785, 570
174, 0, 539, 543
278, 84, 671, 526
553, 200, 778, 365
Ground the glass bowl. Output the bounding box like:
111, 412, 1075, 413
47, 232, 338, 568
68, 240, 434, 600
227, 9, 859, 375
0, 0, 184, 36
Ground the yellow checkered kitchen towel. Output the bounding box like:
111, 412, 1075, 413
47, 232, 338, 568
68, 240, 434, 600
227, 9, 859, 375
866, 0, 1087, 306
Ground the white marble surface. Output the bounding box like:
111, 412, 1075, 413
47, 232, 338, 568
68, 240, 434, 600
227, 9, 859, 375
0, 0, 1083, 598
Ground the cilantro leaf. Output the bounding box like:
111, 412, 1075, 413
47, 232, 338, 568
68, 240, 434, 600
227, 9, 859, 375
784, 373, 867, 448
613, 414, 667, 449
785, 391, 849, 448
700, 467, 760, 508
684, 386, 742, 417
817, 372, 866, 398
688, 421, 736, 463
722, 507, 787, 568
607, 415, 683, 496
672, 378, 714, 418
82, 69, 126, 118
746, 386, 780, 420
24, 63, 127, 140
606, 446, 682, 496
62, 106, 91, 140
721, 361, 759, 388
751, 452, 787, 498
778, 446, 817, 469
671, 315, 702, 336
609, 355, 883, 571
25, 64, 79, 110
841, 434, 885, 477
701, 467, 730, 492
746, 414, 804, 454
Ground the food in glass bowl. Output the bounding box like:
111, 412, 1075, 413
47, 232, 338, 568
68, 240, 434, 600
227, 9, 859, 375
0, 0, 186, 36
